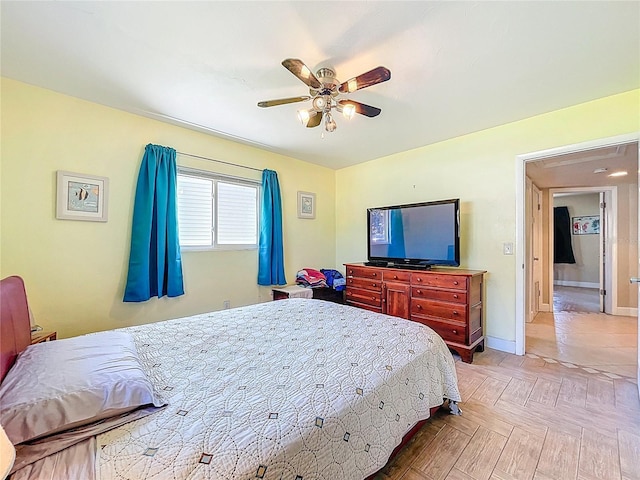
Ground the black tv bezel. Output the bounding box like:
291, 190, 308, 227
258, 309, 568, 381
366, 198, 460, 268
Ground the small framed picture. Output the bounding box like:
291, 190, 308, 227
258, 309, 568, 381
297, 191, 316, 219
572, 215, 599, 235
56, 171, 109, 222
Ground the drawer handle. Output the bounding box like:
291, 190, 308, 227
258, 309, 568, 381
453, 281, 459, 285
453, 294, 458, 299
453, 311, 459, 316
416, 289, 422, 294
372, 283, 376, 287
349, 270, 353, 274
393, 275, 398, 279
372, 273, 377, 277
417, 305, 422, 310
452, 329, 458, 335
416, 277, 422, 282
372, 296, 376, 300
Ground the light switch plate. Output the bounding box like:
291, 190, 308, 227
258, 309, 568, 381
503, 242, 514, 255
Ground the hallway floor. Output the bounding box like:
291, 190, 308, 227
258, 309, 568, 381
526, 286, 638, 379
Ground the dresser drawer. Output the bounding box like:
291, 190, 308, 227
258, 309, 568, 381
345, 288, 382, 307
383, 270, 411, 283
346, 265, 383, 281
412, 316, 467, 344
347, 276, 382, 291
411, 273, 467, 290
411, 298, 467, 322
412, 287, 467, 304
347, 301, 383, 314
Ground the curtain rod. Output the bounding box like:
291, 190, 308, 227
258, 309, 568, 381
177, 151, 263, 172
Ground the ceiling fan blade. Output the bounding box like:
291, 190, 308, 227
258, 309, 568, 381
282, 59, 322, 89
338, 66, 391, 93
338, 100, 381, 118
306, 112, 322, 128
257, 96, 310, 108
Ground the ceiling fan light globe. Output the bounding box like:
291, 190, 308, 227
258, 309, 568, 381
347, 78, 358, 93
342, 104, 356, 119
297, 109, 311, 126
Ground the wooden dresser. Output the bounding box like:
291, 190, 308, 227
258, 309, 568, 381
344, 263, 486, 363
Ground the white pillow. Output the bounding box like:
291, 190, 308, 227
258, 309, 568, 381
0, 331, 165, 445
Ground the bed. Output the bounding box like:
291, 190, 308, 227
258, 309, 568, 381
0, 275, 461, 480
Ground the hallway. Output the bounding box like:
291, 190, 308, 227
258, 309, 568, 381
526, 286, 638, 378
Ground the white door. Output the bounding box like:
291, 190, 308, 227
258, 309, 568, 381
531, 184, 542, 318
599, 192, 605, 312
635, 157, 640, 389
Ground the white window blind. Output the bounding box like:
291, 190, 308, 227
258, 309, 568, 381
177, 175, 213, 247
177, 168, 259, 250
217, 181, 257, 245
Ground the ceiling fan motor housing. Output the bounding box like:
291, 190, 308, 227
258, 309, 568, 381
257, 58, 389, 129
311, 67, 340, 97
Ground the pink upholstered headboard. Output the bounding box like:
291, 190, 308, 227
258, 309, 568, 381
1, 276, 31, 382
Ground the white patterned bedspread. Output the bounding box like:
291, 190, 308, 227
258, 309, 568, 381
97, 299, 461, 480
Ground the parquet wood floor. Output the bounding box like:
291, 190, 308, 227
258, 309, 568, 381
375, 348, 640, 480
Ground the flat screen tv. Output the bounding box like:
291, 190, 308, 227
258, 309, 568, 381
367, 199, 460, 268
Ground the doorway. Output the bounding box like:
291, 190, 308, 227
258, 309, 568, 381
515, 134, 639, 382
549, 187, 615, 315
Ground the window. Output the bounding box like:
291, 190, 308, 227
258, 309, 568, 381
370, 209, 390, 244
177, 168, 259, 250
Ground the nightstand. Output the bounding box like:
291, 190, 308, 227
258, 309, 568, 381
31, 331, 57, 344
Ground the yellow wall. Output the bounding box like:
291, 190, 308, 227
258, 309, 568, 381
1, 78, 336, 338
3, 77, 638, 349
335, 89, 639, 349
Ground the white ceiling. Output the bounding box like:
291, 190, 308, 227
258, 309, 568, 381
1, 1, 639, 170
526, 142, 638, 189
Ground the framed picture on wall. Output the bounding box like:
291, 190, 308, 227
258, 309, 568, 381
297, 191, 315, 219
56, 171, 109, 222
572, 215, 599, 235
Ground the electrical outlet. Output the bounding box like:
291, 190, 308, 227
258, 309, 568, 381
503, 242, 514, 255
223, 300, 230, 309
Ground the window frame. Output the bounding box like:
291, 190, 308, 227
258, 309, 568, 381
177, 166, 260, 252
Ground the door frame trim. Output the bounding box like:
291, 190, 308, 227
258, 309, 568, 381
515, 133, 639, 355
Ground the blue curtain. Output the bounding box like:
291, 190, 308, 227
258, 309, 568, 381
123, 144, 184, 302
258, 169, 286, 285
387, 209, 406, 258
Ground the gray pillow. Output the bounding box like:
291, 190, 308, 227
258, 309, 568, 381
0, 331, 165, 445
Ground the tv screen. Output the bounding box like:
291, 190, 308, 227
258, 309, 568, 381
367, 199, 460, 267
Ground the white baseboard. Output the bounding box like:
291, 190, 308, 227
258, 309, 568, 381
613, 307, 638, 317
553, 280, 599, 289
486, 336, 516, 354
539, 303, 551, 313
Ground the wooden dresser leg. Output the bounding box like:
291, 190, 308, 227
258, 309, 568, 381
459, 349, 473, 363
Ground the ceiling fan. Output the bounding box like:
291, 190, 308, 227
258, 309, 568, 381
258, 58, 391, 132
